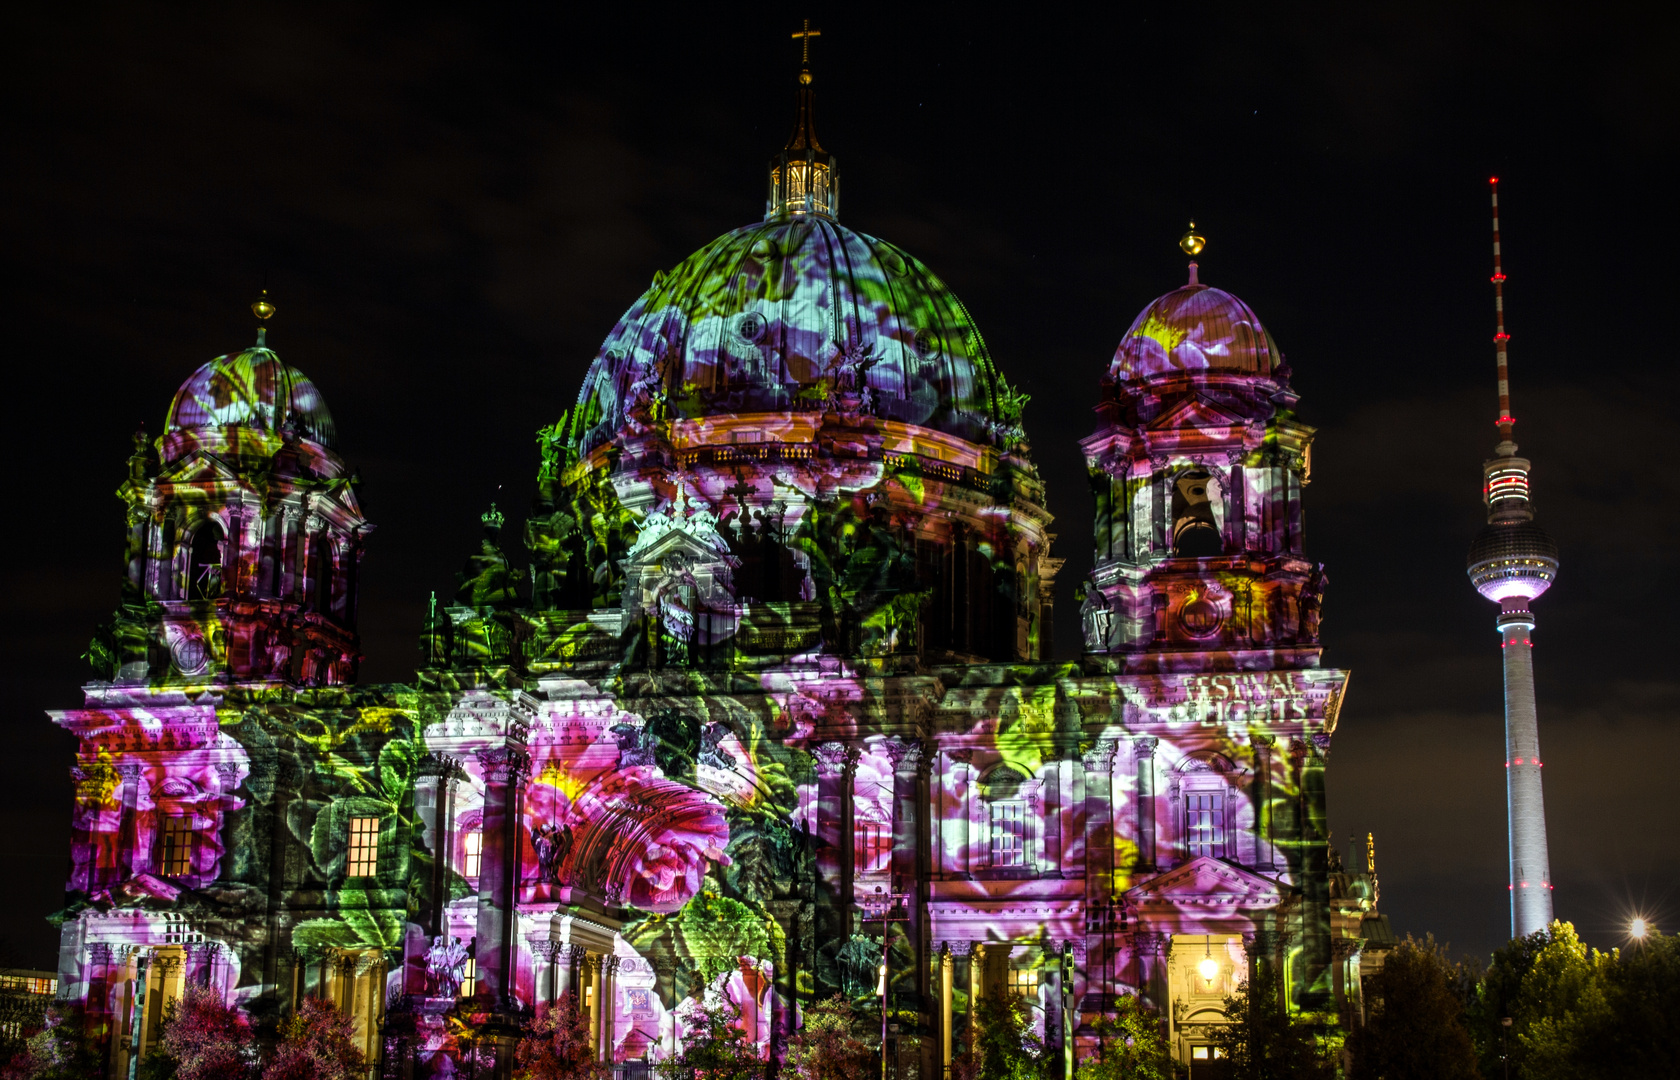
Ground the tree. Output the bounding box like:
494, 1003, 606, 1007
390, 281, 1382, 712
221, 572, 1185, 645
0, 1002, 97, 1080
262, 996, 367, 1080
1207, 966, 1333, 1080
1518, 929, 1680, 1080
515, 994, 608, 1080
1347, 936, 1478, 1080
1075, 993, 1169, 1080
783, 995, 877, 1080
1464, 926, 1546, 1080
657, 998, 764, 1080
157, 983, 258, 1080
953, 995, 1048, 1080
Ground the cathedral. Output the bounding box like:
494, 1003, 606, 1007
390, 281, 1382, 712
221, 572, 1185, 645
50, 49, 1388, 1080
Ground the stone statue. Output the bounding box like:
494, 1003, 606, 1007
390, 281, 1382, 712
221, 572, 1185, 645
530, 821, 573, 885
426, 935, 469, 998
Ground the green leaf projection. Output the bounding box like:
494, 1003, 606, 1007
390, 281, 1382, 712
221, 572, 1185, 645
45, 70, 1382, 1080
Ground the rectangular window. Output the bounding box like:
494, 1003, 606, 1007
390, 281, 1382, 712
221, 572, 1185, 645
460, 957, 476, 998
159, 816, 193, 877
1185, 793, 1224, 859
990, 801, 1026, 867
463, 831, 482, 878
1009, 968, 1038, 999
347, 816, 381, 877
853, 820, 891, 876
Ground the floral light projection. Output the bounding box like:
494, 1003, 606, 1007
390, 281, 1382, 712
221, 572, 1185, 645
45, 77, 1384, 1080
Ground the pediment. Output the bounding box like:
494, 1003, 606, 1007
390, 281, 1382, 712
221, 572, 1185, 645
1144, 396, 1247, 433
627, 524, 730, 569
1124, 857, 1284, 909
157, 451, 241, 485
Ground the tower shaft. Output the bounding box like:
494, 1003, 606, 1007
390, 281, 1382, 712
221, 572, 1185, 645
1501, 611, 1553, 936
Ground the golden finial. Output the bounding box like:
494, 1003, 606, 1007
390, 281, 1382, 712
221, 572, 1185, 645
792, 18, 821, 82
1179, 221, 1206, 256
251, 288, 276, 321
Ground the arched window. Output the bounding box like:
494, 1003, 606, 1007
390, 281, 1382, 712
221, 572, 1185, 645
188, 522, 225, 600
984, 765, 1030, 869
1177, 753, 1242, 863
1171, 469, 1223, 557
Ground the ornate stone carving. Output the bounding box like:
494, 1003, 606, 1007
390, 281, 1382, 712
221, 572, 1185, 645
477, 746, 531, 785
1081, 739, 1117, 770
814, 742, 854, 777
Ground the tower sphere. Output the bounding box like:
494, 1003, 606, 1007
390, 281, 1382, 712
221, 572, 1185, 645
1109, 280, 1283, 383
1467, 518, 1559, 602
162, 342, 336, 463
570, 217, 1024, 456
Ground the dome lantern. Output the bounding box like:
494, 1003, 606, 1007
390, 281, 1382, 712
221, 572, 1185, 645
767, 20, 838, 220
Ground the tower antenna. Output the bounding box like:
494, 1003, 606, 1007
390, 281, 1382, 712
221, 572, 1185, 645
1491, 178, 1514, 449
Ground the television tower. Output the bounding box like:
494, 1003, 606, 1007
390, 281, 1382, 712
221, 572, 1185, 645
1466, 178, 1559, 939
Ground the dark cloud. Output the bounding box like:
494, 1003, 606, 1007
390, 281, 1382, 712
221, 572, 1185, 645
0, 1, 1673, 967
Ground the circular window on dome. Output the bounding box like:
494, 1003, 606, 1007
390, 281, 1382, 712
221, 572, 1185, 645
1178, 596, 1224, 638
735, 313, 767, 344
912, 327, 941, 358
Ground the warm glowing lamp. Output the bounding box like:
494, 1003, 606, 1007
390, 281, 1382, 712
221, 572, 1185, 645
252, 288, 276, 321
1631, 917, 1649, 939
1197, 936, 1220, 982
876, 962, 887, 997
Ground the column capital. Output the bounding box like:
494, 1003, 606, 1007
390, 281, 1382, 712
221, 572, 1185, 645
1133, 735, 1158, 757
477, 746, 531, 786
1081, 739, 1117, 770
814, 741, 858, 778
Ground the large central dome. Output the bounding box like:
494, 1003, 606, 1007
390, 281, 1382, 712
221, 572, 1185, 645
569, 216, 1022, 454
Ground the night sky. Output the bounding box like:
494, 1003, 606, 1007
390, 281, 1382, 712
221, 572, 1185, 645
3, 3, 1675, 971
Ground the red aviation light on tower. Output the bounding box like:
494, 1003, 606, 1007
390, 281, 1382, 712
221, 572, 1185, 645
1490, 178, 1516, 447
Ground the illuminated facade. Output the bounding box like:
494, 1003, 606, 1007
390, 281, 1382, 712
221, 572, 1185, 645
49, 56, 1386, 1079
1466, 179, 1557, 939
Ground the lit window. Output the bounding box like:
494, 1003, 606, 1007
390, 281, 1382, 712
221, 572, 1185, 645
1009, 968, 1038, 999
1185, 794, 1224, 859
347, 816, 380, 877
1192, 1046, 1209, 1061
854, 820, 890, 876
460, 957, 476, 998
990, 801, 1026, 867
159, 817, 194, 877
463, 831, 482, 878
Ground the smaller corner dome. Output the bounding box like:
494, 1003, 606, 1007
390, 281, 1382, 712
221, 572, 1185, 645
163, 345, 336, 453
1110, 282, 1281, 382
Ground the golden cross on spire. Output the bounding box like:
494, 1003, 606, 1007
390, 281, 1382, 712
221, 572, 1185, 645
792, 18, 821, 66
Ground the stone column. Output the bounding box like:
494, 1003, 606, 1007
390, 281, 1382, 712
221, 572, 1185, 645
939, 945, 953, 1077
888, 739, 926, 1015
813, 742, 854, 994
1252, 736, 1275, 869
473, 746, 530, 1007
1329, 939, 1359, 1027
115, 763, 144, 882
1133, 737, 1157, 872
84, 943, 113, 1065
1081, 740, 1117, 1001
1133, 933, 1168, 1015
